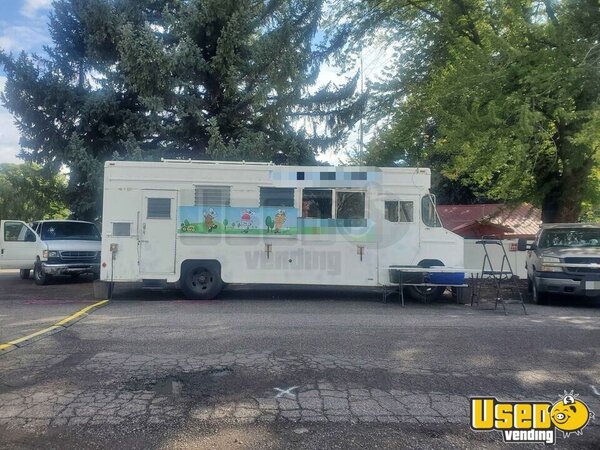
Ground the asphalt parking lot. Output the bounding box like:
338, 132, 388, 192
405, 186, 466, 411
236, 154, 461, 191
1, 270, 599, 449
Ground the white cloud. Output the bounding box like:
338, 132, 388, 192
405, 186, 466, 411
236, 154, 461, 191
0, 78, 22, 164
0, 22, 51, 53
21, 0, 53, 19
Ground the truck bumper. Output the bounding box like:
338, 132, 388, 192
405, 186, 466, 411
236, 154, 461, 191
41, 263, 100, 276
535, 272, 600, 297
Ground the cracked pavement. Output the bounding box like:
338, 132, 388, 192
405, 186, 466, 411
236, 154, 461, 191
1, 272, 599, 449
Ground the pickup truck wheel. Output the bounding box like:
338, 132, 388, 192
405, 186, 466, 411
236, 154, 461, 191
181, 264, 223, 300
19, 269, 31, 280
531, 279, 548, 305
33, 263, 51, 286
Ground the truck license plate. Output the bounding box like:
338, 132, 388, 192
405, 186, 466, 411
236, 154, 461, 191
585, 281, 600, 290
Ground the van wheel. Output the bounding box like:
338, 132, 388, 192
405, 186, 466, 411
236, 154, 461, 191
19, 269, 31, 280
181, 265, 223, 300
33, 263, 51, 286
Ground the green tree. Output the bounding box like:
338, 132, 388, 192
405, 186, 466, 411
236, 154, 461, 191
0, 163, 69, 222
223, 218, 228, 231
336, 0, 600, 222
265, 215, 274, 232
1, 0, 363, 220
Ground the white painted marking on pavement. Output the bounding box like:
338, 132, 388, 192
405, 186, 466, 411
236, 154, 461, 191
591, 385, 600, 396
274, 386, 299, 398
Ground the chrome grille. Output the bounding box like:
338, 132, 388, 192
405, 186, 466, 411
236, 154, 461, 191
60, 251, 97, 260
564, 257, 600, 274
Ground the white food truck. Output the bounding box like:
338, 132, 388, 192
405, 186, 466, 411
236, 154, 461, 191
100, 160, 464, 299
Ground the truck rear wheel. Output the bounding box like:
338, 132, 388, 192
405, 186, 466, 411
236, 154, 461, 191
19, 269, 31, 280
33, 263, 51, 286
407, 285, 446, 302
181, 264, 223, 300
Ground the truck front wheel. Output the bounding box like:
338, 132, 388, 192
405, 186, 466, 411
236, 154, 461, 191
33, 263, 51, 286
181, 264, 223, 300
531, 278, 548, 305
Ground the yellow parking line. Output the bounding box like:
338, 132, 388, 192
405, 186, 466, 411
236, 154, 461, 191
0, 299, 109, 353
54, 299, 109, 326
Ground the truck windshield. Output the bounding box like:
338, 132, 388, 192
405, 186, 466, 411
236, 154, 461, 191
539, 229, 600, 248
41, 222, 101, 241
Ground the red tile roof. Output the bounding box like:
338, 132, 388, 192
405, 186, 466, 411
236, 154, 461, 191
437, 203, 541, 238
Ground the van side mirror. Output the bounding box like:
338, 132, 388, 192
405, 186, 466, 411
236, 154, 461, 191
517, 238, 528, 251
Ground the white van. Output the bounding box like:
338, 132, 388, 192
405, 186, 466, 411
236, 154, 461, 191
0, 220, 101, 284
99, 160, 464, 299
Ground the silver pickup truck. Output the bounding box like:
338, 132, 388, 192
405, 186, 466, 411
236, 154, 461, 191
518, 223, 600, 303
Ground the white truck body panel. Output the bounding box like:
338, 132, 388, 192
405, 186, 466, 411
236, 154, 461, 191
100, 160, 464, 286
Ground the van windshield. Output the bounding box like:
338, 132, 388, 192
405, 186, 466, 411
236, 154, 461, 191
41, 222, 101, 241
539, 229, 600, 248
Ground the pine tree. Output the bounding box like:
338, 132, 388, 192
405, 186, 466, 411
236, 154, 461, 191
1, 0, 362, 220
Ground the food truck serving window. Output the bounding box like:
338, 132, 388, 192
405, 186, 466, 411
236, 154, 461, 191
302, 189, 366, 220
260, 187, 294, 207
421, 195, 442, 227
336, 191, 365, 219
302, 189, 332, 218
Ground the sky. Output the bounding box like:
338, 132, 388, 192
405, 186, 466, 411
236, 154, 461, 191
0, 0, 390, 165
0, 0, 53, 164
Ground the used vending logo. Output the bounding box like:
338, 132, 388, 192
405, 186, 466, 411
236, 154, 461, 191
470, 391, 594, 444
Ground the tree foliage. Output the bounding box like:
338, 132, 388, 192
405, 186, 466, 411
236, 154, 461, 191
335, 0, 600, 221
1, 0, 362, 220
0, 163, 69, 222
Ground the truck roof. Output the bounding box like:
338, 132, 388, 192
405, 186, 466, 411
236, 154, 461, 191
104, 159, 431, 175
540, 223, 600, 229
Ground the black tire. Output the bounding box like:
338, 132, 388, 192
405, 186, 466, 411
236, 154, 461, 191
19, 269, 31, 280
531, 278, 548, 305
407, 285, 446, 302
406, 260, 446, 302
181, 264, 223, 300
33, 263, 51, 286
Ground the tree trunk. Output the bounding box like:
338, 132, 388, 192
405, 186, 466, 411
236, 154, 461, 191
541, 165, 591, 223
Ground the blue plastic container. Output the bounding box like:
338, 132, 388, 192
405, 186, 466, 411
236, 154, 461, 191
429, 272, 465, 285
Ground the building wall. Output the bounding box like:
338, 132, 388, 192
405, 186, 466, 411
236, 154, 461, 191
464, 238, 529, 279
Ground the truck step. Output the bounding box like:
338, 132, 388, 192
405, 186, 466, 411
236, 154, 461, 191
142, 279, 167, 290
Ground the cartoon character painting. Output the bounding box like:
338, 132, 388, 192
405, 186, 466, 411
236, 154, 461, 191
204, 208, 218, 232
274, 209, 287, 233
240, 209, 255, 233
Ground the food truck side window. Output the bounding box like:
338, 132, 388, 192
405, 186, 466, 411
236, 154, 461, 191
302, 189, 333, 218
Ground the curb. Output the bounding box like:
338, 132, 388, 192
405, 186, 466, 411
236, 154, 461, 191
0, 299, 109, 355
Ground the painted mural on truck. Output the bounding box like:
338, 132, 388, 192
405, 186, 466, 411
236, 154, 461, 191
178, 206, 299, 235
178, 206, 376, 240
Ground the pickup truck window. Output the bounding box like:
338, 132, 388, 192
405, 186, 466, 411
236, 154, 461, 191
40, 222, 101, 241
539, 229, 600, 248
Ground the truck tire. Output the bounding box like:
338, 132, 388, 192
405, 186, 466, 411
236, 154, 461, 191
33, 263, 51, 286
181, 264, 223, 300
531, 278, 548, 305
406, 260, 446, 302
407, 285, 446, 302
19, 269, 31, 280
